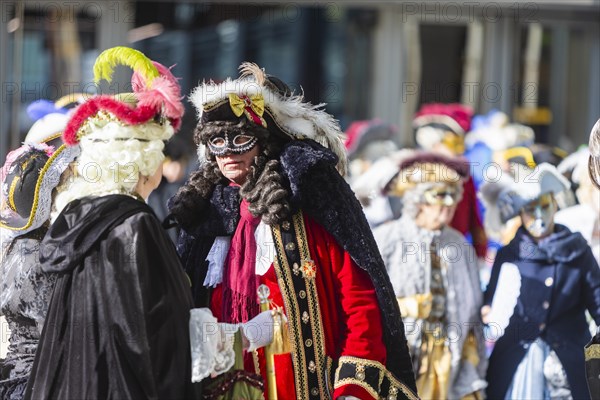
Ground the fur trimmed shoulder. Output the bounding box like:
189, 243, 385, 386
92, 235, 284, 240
279, 139, 338, 201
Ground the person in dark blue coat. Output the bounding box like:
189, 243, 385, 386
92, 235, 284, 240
480, 163, 600, 400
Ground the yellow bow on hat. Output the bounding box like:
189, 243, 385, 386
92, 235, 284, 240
228, 93, 267, 128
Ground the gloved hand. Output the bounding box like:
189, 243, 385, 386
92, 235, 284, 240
240, 310, 274, 352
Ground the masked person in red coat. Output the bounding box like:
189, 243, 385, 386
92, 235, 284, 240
168, 64, 417, 400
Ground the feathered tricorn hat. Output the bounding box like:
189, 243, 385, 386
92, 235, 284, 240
189, 62, 347, 173
384, 151, 470, 196
344, 119, 399, 161
63, 46, 184, 146
413, 103, 473, 151
0, 141, 79, 236
479, 163, 570, 235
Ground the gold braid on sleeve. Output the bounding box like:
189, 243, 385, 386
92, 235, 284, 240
334, 356, 419, 400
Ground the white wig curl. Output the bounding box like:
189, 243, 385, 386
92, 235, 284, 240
54, 121, 173, 215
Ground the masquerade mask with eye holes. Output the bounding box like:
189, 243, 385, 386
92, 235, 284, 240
208, 132, 258, 156
422, 185, 459, 206
521, 193, 557, 238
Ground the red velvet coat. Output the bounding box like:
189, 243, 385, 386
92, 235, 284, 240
171, 140, 417, 398
211, 214, 388, 399
451, 177, 487, 258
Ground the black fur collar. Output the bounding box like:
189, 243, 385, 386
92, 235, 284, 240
173, 139, 416, 391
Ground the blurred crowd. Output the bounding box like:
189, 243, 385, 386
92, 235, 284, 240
344, 105, 600, 399
1, 58, 599, 399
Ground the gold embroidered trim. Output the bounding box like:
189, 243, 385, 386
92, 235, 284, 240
334, 356, 384, 394
293, 212, 328, 399
8, 176, 20, 212
334, 378, 380, 400
203, 98, 306, 141
385, 365, 420, 400
334, 356, 419, 400
271, 211, 328, 399
585, 343, 600, 361
326, 356, 333, 391
202, 98, 229, 112
272, 218, 309, 399
1, 144, 67, 231
252, 350, 261, 375
43, 132, 63, 144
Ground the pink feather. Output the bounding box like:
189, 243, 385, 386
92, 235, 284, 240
132, 61, 184, 122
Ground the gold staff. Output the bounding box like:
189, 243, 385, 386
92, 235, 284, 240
257, 284, 277, 400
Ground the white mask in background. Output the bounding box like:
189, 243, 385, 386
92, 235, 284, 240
521, 193, 557, 238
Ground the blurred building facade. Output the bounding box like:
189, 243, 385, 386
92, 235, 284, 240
1, 0, 599, 163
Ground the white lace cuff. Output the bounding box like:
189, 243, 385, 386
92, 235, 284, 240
189, 308, 237, 382
204, 236, 230, 288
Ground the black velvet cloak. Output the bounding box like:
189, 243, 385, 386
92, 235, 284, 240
25, 195, 199, 399
170, 140, 417, 394
586, 330, 600, 399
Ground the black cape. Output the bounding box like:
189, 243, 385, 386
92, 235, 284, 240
170, 140, 417, 393
587, 329, 600, 399
25, 195, 199, 399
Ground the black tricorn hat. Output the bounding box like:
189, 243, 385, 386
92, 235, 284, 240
189, 62, 347, 173
1, 143, 79, 235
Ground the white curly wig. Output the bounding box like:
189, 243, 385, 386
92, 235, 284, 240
53, 120, 173, 215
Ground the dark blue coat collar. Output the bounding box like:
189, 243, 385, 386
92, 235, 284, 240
514, 224, 588, 263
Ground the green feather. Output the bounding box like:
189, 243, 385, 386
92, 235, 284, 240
93, 46, 159, 86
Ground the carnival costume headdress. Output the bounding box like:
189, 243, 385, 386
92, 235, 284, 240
24, 94, 89, 148
0, 92, 88, 236
189, 63, 347, 173
344, 119, 399, 161
0, 140, 78, 238
465, 110, 535, 152
384, 151, 470, 219
53, 47, 183, 209
480, 163, 570, 235
386, 151, 470, 196
414, 103, 473, 154
63, 46, 183, 146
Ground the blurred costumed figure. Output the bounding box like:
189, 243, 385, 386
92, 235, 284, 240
344, 120, 402, 227
464, 111, 536, 247
555, 147, 600, 263
23, 93, 88, 148
0, 135, 78, 399
465, 111, 572, 247
373, 152, 487, 400
168, 64, 417, 400
585, 118, 600, 399
481, 162, 600, 400
25, 47, 199, 399
414, 103, 488, 259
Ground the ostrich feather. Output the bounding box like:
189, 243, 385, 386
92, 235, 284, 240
93, 46, 159, 87
239, 62, 266, 85
133, 62, 184, 123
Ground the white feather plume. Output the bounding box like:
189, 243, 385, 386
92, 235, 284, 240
189, 76, 347, 174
